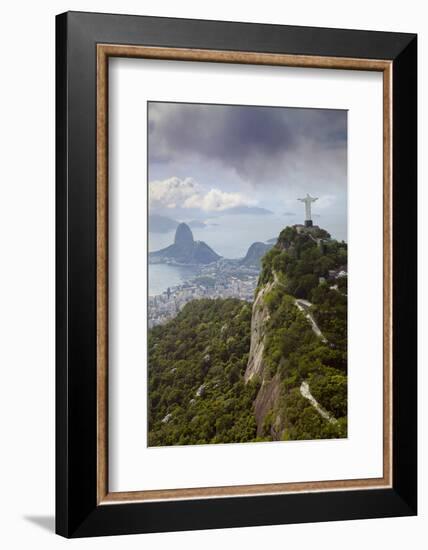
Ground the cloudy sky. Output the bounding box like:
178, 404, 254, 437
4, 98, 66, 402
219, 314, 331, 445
148, 101, 347, 239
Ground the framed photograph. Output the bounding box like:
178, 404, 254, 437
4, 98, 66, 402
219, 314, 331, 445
56, 11, 417, 537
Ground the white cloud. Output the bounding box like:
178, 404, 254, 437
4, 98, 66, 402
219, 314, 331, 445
149, 177, 200, 209
183, 188, 252, 212
149, 177, 252, 212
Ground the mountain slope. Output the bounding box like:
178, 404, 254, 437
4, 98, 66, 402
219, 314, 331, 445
148, 299, 260, 446
244, 225, 347, 440
147, 224, 348, 446
149, 222, 221, 265
240, 241, 273, 267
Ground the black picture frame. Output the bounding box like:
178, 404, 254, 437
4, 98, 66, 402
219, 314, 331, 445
56, 11, 417, 538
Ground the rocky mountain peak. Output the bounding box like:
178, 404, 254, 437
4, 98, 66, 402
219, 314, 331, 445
174, 223, 194, 247
150, 222, 220, 265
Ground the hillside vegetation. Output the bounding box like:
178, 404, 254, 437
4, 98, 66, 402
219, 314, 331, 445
148, 299, 260, 446
256, 226, 347, 439
148, 225, 348, 446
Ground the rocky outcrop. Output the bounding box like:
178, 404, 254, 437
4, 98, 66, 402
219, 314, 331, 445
244, 279, 274, 383
174, 222, 194, 247
253, 373, 282, 437
244, 277, 285, 439
149, 223, 221, 265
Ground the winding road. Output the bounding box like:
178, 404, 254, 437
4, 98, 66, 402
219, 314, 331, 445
271, 270, 334, 422
300, 381, 337, 424
271, 270, 327, 343
295, 299, 327, 343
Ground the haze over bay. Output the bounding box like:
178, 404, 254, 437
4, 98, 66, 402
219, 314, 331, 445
148, 212, 346, 295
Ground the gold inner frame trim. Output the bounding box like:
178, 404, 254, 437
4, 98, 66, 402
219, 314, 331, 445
96, 44, 393, 505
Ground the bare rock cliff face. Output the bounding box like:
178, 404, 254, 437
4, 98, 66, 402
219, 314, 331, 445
253, 373, 282, 437
244, 279, 284, 439
244, 280, 273, 383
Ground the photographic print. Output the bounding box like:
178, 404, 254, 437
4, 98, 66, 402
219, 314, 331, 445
57, 15, 417, 536
148, 102, 348, 447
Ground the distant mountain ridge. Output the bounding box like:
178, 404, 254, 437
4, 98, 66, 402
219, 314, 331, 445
149, 223, 221, 265
149, 214, 178, 233
240, 242, 273, 267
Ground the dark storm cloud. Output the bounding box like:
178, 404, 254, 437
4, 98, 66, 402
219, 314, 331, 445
148, 102, 347, 187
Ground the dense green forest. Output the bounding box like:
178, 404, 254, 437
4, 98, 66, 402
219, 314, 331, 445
148, 225, 348, 446
260, 287, 347, 440
148, 299, 261, 446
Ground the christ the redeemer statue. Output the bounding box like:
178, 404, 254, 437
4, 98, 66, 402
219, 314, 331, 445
298, 193, 318, 227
